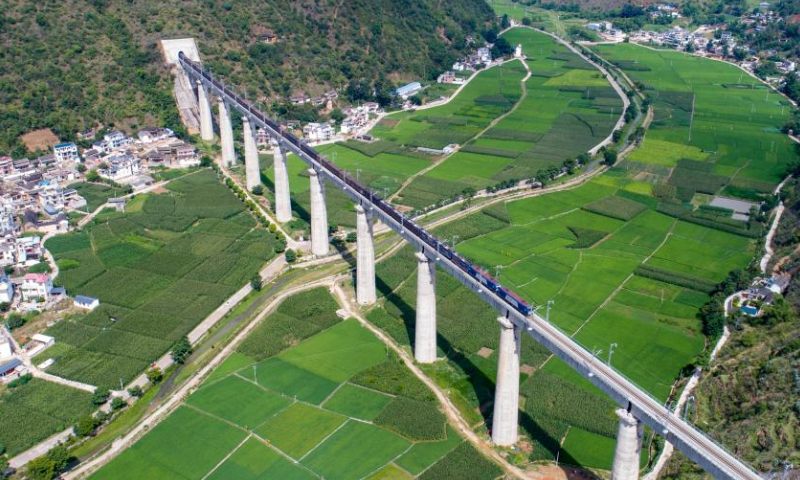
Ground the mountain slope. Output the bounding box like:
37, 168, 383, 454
0, 0, 494, 154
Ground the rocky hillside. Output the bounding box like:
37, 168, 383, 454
0, 0, 494, 155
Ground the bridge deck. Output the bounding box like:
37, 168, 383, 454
179, 52, 761, 480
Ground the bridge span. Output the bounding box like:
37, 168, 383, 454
178, 52, 760, 480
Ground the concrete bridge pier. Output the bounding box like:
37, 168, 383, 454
309, 169, 330, 257
273, 143, 292, 223
356, 205, 376, 305
611, 409, 643, 480
242, 117, 261, 191
491, 315, 520, 446
218, 100, 236, 167
197, 80, 214, 141
414, 252, 437, 363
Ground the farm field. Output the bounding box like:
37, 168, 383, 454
366, 170, 760, 468
89, 289, 501, 480
260, 144, 433, 229
41, 170, 276, 388
260, 27, 622, 222
591, 43, 795, 200
0, 378, 95, 456
394, 27, 622, 209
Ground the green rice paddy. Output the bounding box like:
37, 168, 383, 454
90, 293, 498, 480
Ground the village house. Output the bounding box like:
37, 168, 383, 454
290, 94, 311, 105
21, 273, 53, 302
0, 276, 13, 304
97, 131, 131, 153
437, 71, 466, 84
22, 210, 69, 235
0, 331, 11, 358
303, 122, 335, 142
76, 127, 98, 141
173, 143, 200, 166
137, 127, 174, 144
0, 157, 13, 177
99, 154, 141, 181
53, 143, 79, 163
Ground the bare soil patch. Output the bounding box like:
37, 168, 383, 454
477, 347, 494, 358
21, 128, 60, 152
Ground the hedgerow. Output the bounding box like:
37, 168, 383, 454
634, 264, 717, 293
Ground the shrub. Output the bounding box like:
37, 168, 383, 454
285, 249, 297, 263
8, 373, 32, 389
92, 388, 110, 406
127, 386, 143, 397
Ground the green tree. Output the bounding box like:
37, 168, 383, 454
345, 232, 357, 243
26, 456, 56, 480
146, 367, 163, 384
252, 185, 263, 196
74, 415, 101, 438
250, 275, 263, 292
285, 248, 297, 263
47, 444, 71, 471
111, 396, 127, 411
92, 387, 110, 406
86, 169, 100, 182
329, 108, 345, 123
602, 148, 618, 166
491, 37, 514, 58
171, 336, 192, 364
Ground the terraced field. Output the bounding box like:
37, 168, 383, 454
41, 170, 276, 388
90, 289, 501, 480
393, 27, 622, 209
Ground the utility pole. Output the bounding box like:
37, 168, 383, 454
546, 300, 554, 322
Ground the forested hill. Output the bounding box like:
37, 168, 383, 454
0, 0, 494, 155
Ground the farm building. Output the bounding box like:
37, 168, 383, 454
395, 82, 422, 99
0, 358, 22, 380
74, 295, 100, 310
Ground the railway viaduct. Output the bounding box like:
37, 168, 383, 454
174, 50, 760, 480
